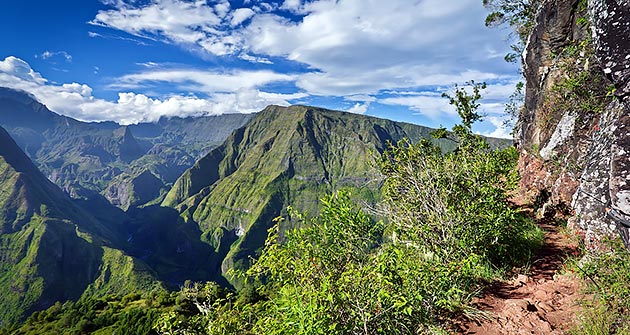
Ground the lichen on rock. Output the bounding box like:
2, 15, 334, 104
518, 0, 630, 248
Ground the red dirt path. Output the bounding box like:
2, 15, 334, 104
455, 218, 586, 335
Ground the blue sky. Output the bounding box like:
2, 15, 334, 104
0, 0, 521, 137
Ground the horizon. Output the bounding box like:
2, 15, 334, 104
0, 0, 520, 138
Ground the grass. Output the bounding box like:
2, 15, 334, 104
567, 237, 630, 335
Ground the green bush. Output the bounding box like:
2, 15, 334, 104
10, 293, 167, 335
571, 238, 630, 334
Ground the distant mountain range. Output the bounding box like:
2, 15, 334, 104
0, 87, 511, 323
0, 124, 164, 324
0, 87, 253, 210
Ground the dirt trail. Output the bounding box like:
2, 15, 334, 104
456, 218, 585, 335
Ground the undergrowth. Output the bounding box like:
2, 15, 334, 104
569, 237, 630, 335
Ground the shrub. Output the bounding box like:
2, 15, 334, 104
571, 238, 630, 334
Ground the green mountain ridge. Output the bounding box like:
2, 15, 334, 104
0, 87, 254, 209
163, 105, 501, 286
0, 126, 164, 325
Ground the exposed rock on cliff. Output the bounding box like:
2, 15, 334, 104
518, 0, 630, 247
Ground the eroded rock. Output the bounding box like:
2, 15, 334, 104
518, 0, 630, 248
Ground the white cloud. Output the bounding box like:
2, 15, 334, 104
92, 0, 517, 97
231, 8, 255, 26
347, 102, 369, 114
478, 115, 513, 139
380, 92, 453, 119
0, 56, 301, 124
39, 50, 73, 62
345, 94, 376, 103
91, 0, 223, 48
0, 56, 47, 84
379, 80, 520, 120
238, 53, 273, 64
88, 30, 150, 45
280, 0, 306, 14
281, 0, 301, 10
114, 67, 295, 93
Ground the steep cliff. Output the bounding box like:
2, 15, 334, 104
517, 0, 630, 247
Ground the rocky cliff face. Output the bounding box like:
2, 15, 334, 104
518, 0, 630, 247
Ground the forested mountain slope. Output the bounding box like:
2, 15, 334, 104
0, 126, 162, 325
163, 105, 511, 285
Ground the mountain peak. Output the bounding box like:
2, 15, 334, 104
0, 87, 39, 104
162, 105, 451, 287
0, 126, 42, 177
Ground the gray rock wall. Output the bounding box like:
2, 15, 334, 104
518, 0, 630, 247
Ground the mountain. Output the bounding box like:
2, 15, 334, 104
0, 125, 163, 325
0, 87, 254, 209
162, 105, 483, 286
0, 89, 511, 322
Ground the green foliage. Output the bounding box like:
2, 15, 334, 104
379, 139, 539, 268
155, 87, 541, 334
7, 292, 177, 335
542, 37, 613, 129
482, 0, 542, 62
571, 238, 630, 334
246, 191, 387, 334
441, 81, 486, 130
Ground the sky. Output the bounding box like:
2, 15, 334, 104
0, 0, 521, 138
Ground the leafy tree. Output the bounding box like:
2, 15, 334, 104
482, 0, 542, 62
441, 80, 486, 130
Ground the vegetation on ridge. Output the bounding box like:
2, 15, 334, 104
569, 237, 630, 335
161, 105, 484, 288
153, 83, 542, 334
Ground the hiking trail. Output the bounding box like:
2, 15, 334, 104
455, 212, 587, 334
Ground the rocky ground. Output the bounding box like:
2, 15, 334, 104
455, 212, 587, 334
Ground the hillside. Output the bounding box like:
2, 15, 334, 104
162, 105, 481, 285
0, 126, 163, 325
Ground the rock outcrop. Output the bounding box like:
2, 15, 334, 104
517, 0, 630, 247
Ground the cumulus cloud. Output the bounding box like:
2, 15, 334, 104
0, 56, 47, 84
231, 8, 255, 26
347, 102, 370, 114
91, 0, 235, 54
0, 56, 299, 124
92, 0, 517, 96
